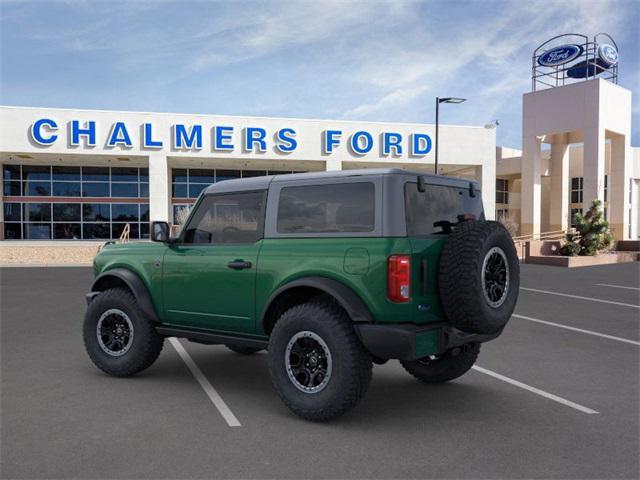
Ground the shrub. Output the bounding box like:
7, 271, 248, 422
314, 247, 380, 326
498, 216, 519, 237
174, 205, 192, 226
560, 199, 613, 256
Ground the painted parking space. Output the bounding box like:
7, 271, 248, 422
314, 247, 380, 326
596, 283, 640, 291
513, 313, 640, 345
518, 263, 640, 305
1, 264, 639, 479
515, 266, 640, 340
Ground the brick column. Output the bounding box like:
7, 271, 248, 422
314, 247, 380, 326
582, 126, 606, 211
549, 134, 570, 232
148, 153, 170, 223
521, 135, 543, 237
609, 134, 631, 240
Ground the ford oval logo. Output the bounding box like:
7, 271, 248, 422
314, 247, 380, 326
538, 44, 583, 67
598, 44, 618, 66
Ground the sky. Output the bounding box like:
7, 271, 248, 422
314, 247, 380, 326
1, 0, 638, 148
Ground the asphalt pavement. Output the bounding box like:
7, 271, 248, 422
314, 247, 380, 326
1, 263, 638, 479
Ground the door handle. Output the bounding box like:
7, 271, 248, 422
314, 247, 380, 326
227, 260, 252, 270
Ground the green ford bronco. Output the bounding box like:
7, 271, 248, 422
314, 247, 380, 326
84, 169, 519, 421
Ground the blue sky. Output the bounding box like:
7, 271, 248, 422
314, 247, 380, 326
1, 0, 638, 148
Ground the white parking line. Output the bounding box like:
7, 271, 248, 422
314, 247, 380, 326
520, 287, 640, 309
513, 314, 640, 346
472, 366, 599, 415
596, 283, 640, 291
169, 338, 241, 427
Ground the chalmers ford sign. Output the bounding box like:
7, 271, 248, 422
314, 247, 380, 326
29, 118, 434, 157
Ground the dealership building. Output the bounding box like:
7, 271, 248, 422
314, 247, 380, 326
0, 33, 638, 245
0, 106, 496, 241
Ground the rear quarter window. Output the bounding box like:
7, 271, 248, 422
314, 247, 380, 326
405, 182, 484, 236
277, 182, 375, 234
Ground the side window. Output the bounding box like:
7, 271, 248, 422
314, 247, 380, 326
277, 182, 375, 234
182, 191, 265, 244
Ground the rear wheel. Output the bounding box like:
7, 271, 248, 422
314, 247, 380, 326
225, 344, 263, 355
83, 288, 164, 377
268, 301, 372, 421
400, 344, 480, 383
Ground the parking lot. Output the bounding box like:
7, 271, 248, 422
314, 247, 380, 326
1, 263, 638, 479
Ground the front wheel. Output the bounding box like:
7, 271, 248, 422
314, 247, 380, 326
400, 344, 480, 383
268, 301, 372, 421
83, 288, 164, 377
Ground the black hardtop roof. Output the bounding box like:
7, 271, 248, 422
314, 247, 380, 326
203, 168, 478, 194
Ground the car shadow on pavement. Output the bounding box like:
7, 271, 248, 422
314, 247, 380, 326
167, 345, 534, 428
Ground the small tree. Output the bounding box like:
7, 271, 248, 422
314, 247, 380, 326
560, 199, 613, 256
498, 215, 519, 237
175, 205, 191, 226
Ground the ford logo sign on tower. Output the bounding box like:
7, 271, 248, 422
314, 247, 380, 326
532, 33, 619, 91
537, 44, 583, 67
598, 43, 619, 66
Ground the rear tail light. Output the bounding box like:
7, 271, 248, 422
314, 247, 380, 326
388, 255, 411, 303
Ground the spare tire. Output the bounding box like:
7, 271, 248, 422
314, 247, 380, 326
438, 220, 519, 334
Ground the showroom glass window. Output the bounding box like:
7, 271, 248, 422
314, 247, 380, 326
171, 168, 307, 225
182, 191, 265, 244
2, 164, 149, 240
570, 177, 583, 203
496, 179, 508, 204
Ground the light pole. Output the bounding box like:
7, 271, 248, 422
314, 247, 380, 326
435, 97, 466, 175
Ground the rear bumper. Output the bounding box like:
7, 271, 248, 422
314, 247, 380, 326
354, 322, 501, 361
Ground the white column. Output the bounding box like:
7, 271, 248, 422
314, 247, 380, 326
148, 153, 170, 223
476, 163, 496, 220
325, 158, 342, 171
582, 126, 606, 211
549, 135, 569, 232
521, 135, 543, 237
609, 134, 631, 240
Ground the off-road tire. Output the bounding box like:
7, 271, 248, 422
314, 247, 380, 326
439, 220, 519, 334
83, 288, 164, 377
400, 344, 480, 383
226, 345, 263, 355
268, 301, 372, 421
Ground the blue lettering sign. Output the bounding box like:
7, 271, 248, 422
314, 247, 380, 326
275, 128, 297, 153
323, 130, 342, 154
382, 132, 403, 156
71, 120, 96, 147
350, 131, 373, 155
214, 126, 234, 151
107, 122, 132, 148
244, 127, 267, 152
30, 118, 58, 145
143, 123, 163, 148
411, 133, 432, 156
173, 124, 202, 150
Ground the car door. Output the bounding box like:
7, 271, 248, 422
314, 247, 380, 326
162, 190, 266, 334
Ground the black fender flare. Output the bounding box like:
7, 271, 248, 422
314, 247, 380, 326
261, 276, 373, 329
91, 268, 159, 322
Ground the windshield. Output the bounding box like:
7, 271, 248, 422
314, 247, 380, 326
404, 182, 484, 236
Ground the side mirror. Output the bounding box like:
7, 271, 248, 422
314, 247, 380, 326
151, 221, 170, 243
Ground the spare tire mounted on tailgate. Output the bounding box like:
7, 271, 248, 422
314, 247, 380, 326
438, 220, 519, 334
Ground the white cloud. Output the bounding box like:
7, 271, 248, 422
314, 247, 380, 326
339, 0, 629, 120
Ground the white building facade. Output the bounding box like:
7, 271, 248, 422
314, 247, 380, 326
0, 106, 496, 241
